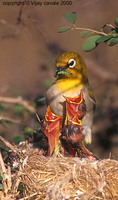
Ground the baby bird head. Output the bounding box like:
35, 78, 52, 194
55, 52, 88, 81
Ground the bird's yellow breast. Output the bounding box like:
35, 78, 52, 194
55, 78, 83, 96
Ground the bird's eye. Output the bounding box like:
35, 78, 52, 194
68, 58, 76, 68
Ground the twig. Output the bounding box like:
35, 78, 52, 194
0, 136, 20, 157
73, 25, 108, 36
0, 150, 23, 196
0, 151, 8, 195
7, 162, 12, 191
19, 192, 38, 200
11, 170, 22, 194
0, 116, 21, 124
106, 23, 115, 29
36, 113, 41, 122
0, 151, 6, 174
17, 5, 24, 24
0, 97, 36, 113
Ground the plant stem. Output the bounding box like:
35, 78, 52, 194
106, 23, 115, 29
73, 26, 108, 36
0, 97, 36, 113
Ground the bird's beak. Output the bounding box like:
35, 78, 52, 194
56, 66, 63, 76
41, 106, 62, 156
55, 66, 72, 77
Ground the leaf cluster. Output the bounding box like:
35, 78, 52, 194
58, 12, 118, 52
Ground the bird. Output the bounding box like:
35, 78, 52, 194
41, 105, 62, 156
63, 89, 86, 124
62, 115, 82, 157
46, 52, 96, 144
62, 115, 97, 160
61, 93, 98, 160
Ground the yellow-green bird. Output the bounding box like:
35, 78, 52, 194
46, 52, 96, 144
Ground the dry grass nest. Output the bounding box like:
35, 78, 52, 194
21, 154, 118, 200
0, 139, 118, 200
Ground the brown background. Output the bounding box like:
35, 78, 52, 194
0, 0, 118, 159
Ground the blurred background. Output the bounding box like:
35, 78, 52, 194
0, 0, 118, 159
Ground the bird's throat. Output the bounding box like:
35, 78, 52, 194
55, 78, 83, 96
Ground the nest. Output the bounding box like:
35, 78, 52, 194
0, 137, 118, 200
21, 154, 118, 200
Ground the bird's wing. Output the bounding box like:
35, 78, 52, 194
88, 89, 96, 112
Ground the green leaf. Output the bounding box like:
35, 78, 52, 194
110, 32, 118, 37
81, 31, 92, 38
63, 12, 77, 24
58, 27, 71, 33
18, 183, 24, 191
114, 18, 118, 27
96, 35, 113, 44
0, 120, 7, 128
82, 35, 101, 52
13, 104, 24, 116
107, 37, 118, 46
0, 175, 3, 181
13, 135, 26, 145
24, 127, 34, 136
1, 150, 8, 158
0, 183, 3, 190
0, 104, 7, 113
110, 29, 118, 34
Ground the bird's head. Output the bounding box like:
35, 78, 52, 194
55, 52, 88, 81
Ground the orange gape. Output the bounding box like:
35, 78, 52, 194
62, 116, 97, 160
41, 90, 98, 160
62, 116, 82, 157
62, 91, 98, 160
41, 106, 62, 156
46, 52, 96, 144
64, 90, 86, 124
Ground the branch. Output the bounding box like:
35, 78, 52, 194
0, 151, 21, 196
0, 97, 36, 113
0, 151, 9, 195
17, 5, 24, 24
19, 192, 38, 200
106, 23, 115, 29
0, 136, 20, 157
0, 116, 21, 124
73, 25, 108, 36
0, 151, 6, 174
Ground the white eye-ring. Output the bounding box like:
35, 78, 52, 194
68, 58, 76, 68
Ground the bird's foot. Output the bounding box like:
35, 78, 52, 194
82, 127, 92, 144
